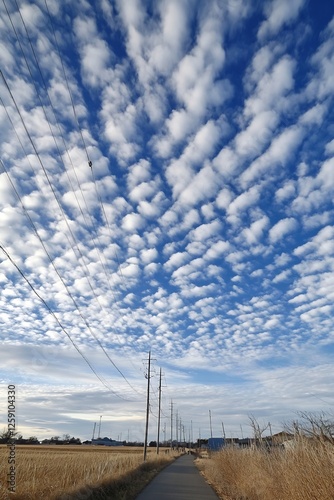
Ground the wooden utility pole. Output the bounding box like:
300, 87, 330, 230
163, 422, 166, 446
179, 416, 182, 444
176, 410, 179, 446
191, 420, 193, 448
157, 368, 162, 455
222, 421, 226, 440
209, 410, 213, 438
170, 400, 173, 449
143, 351, 151, 461
98, 415, 102, 439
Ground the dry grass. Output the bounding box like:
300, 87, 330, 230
0, 445, 179, 500
196, 439, 334, 500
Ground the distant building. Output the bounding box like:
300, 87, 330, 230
270, 432, 294, 446
208, 437, 225, 451
92, 437, 123, 446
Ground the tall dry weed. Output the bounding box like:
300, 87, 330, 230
0, 445, 178, 500
197, 439, 334, 500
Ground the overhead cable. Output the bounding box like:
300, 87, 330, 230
0, 244, 125, 399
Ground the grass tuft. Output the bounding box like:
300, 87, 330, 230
0, 445, 179, 500
196, 439, 334, 500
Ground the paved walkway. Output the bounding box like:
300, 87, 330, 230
136, 453, 219, 500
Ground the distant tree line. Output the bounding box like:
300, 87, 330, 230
0, 430, 81, 445
41, 434, 82, 445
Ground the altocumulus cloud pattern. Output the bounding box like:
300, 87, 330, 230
0, 0, 334, 441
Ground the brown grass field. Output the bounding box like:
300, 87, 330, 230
197, 438, 334, 499
0, 445, 179, 500
3, 440, 334, 499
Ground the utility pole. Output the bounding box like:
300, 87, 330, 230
157, 368, 162, 455
143, 351, 151, 462
170, 400, 173, 449
176, 410, 178, 446
98, 415, 102, 439
222, 421, 226, 440
191, 420, 193, 448
209, 410, 213, 439
92, 422, 96, 441
179, 416, 182, 445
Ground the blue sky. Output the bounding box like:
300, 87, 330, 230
0, 0, 334, 443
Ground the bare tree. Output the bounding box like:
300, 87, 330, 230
0, 428, 19, 443
248, 415, 270, 447
284, 411, 334, 446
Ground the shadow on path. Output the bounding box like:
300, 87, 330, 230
53, 456, 175, 500
136, 454, 219, 500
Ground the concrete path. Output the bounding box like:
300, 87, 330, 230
136, 454, 219, 500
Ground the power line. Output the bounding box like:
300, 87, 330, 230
0, 72, 139, 395
1, 2, 146, 394
43, 0, 91, 167
41, 0, 145, 380
3, 0, 110, 268
0, 155, 138, 396
0, 244, 125, 398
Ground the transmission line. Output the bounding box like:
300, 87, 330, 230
0, 156, 140, 395
43, 1, 149, 373
0, 244, 125, 398
0, 73, 139, 395
1, 1, 145, 393
42, 0, 144, 376
43, 0, 91, 167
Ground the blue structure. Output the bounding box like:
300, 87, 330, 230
92, 437, 123, 446
208, 437, 225, 451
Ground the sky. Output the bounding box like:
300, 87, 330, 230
0, 0, 334, 444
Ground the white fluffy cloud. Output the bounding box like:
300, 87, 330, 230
258, 0, 306, 40
269, 217, 298, 243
